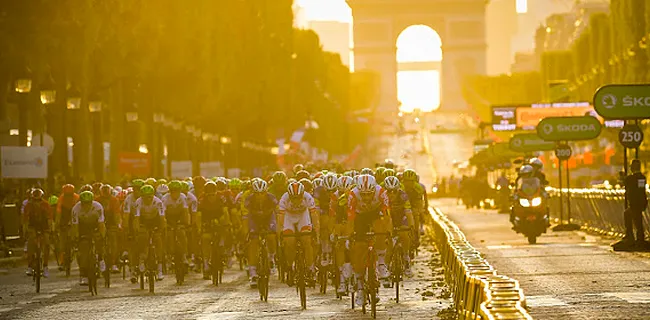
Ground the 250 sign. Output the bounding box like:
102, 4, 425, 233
618, 124, 644, 149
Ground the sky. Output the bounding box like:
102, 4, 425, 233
297, 0, 441, 112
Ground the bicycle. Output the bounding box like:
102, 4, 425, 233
283, 230, 312, 310
31, 231, 44, 293
103, 235, 111, 288
140, 228, 158, 293
84, 235, 100, 296
389, 227, 410, 303
210, 226, 228, 286
255, 231, 273, 302
333, 235, 354, 300
356, 231, 379, 318
168, 225, 187, 285
61, 227, 74, 277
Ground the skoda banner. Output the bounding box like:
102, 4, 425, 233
593, 84, 650, 119
536, 116, 602, 141
509, 133, 556, 153
1, 146, 48, 179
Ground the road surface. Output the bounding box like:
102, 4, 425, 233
0, 234, 453, 320
434, 198, 650, 320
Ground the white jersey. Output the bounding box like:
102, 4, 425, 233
161, 193, 188, 214
122, 193, 139, 215
185, 192, 198, 213
134, 196, 164, 217
71, 201, 105, 225
279, 192, 317, 216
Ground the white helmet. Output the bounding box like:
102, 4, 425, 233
313, 177, 324, 190
287, 181, 305, 197
337, 176, 354, 192
519, 165, 534, 176
529, 158, 543, 169
323, 174, 338, 191
383, 176, 401, 190
357, 174, 377, 193
251, 179, 268, 193
157, 184, 169, 195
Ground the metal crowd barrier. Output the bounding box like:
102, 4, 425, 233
428, 207, 533, 320
547, 188, 650, 238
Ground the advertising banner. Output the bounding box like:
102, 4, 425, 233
118, 152, 151, 177
1, 146, 48, 179
200, 162, 224, 177
171, 161, 193, 179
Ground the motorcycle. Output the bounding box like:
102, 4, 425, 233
511, 183, 549, 244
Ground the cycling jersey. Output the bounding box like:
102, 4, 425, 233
313, 186, 334, 215
122, 193, 139, 216
278, 192, 317, 233
198, 194, 229, 230
161, 193, 188, 227
71, 201, 105, 237
23, 199, 53, 232
185, 192, 198, 213
269, 184, 286, 202
244, 192, 277, 233
403, 183, 425, 211
386, 189, 412, 227
57, 193, 79, 227
134, 197, 164, 229
347, 186, 390, 236
329, 190, 349, 224
96, 195, 121, 228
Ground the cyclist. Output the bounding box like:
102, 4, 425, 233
279, 181, 317, 286
96, 185, 122, 273
132, 185, 165, 281
156, 183, 169, 199
198, 181, 230, 279
313, 174, 337, 267
347, 174, 391, 307
122, 179, 145, 274
332, 175, 355, 295
215, 178, 235, 268
401, 169, 425, 250
162, 180, 190, 268
245, 179, 278, 287
383, 176, 413, 278
182, 181, 199, 269
56, 184, 78, 270
295, 170, 310, 181
71, 191, 106, 285
23, 189, 53, 278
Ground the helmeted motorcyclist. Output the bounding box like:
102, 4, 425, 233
529, 158, 548, 186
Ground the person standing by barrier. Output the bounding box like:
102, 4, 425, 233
618, 160, 649, 250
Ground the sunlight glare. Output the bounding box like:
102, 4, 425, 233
398, 71, 440, 113
397, 25, 442, 63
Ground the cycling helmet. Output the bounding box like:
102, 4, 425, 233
293, 164, 304, 174
140, 185, 155, 196
323, 174, 338, 191
229, 178, 242, 190
357, 174, 377, 193
312, 172, 323, 180
251, 179, 268, 193
62, 184, 75, 195
384, 176, 401, 190
157, 184, 169, 195
299, 178, 313, 193
296, 170, 310, 181
519, 165, 534, 176
287, 181, 305, 198
241, 179, 251, 191
204, 181, 217, 194
79, 191, 94, 202
287, 178, 297, 184
145, 178, 157, 186
132, 179, 145, 188
384, 169, 396, 177
360, 168, 374, 175
79, 184, 93, 193
193, 176, 206, 187
402, 169, 418, 181
396, 172, 403, 180
312, 177, 324, 190
529, 158, 543, 170
337, 176, 355, 192
181, 181, 190, 193
272, 171, 287, 184
31, 188, 44, 200
168, 180, 183, 192
48, 195, 59, 206
114, 186, 123, 193
215, 177, 228, 191
100, 184, 112, 197
375, 167, 386, 178
349, 169, 359, 177
92, 182, 103, 193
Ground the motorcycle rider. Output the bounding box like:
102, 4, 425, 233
510, 165, 540, 225
529, 158, 548, 186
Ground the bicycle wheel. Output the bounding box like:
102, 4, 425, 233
370, 287, 377, 318
140, 271, 145, 290
64, 241, 71, 277
299, 278, 307, 310
148, 272, 155, 293
35, 252, 41, 293
319, 266, 327, 294
105, 266, 111, 288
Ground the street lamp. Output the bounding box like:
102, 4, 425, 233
88, 93, 103, 180
39, 75, 56, 105
66, 87, 81, 110
14, 67, 32, 93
